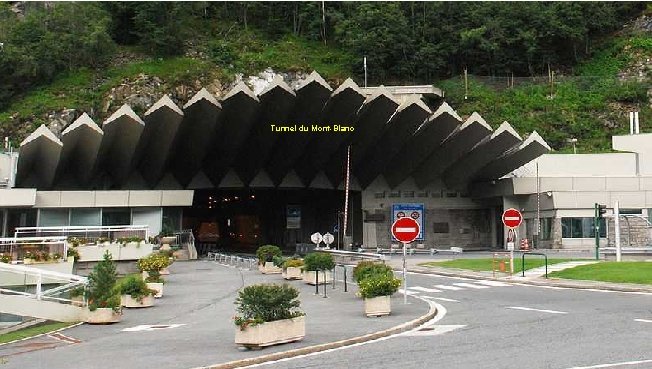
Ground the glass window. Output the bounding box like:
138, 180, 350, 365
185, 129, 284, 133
402, 191, 414, 198
620, 208, 642, 215
162, 207, 182, 234
70, 208, 101, 226
374, 192, 385, 199
38, 209, 69, 227
561, 217, 605, 238
431, 190, 442, 198
388, 191, 400, 198
540, 218, 552, 241
6, 209, 37, 236
102, 208, 131, 226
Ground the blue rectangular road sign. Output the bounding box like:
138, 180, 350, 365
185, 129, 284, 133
391, 203, 424, 241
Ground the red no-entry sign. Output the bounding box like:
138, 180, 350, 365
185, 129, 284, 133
391, 217, 420, 243
502, 208, 523, 229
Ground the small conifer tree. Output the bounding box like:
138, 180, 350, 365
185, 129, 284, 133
86, 251, 120, 311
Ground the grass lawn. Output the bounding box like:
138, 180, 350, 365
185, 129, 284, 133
419, 258, 578, 274
549, 262, 652, 285
0, 321, 73, 345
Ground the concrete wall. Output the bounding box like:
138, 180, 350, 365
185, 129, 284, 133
34, 190, 193, 208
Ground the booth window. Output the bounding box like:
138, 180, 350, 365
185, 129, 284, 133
561, 217, 605, 238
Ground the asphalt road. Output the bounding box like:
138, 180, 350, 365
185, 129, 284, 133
257, 272, 652, 369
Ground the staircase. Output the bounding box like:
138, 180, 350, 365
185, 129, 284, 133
0, 263, 87, 322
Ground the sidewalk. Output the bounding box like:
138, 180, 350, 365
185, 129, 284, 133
386, 256, 652, 294
0, 260, 431, 369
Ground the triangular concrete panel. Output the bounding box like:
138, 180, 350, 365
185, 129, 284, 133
218, 169, 245, 188
187, 171, 214, 189
249, 170, 275, 188
278, 170, 305, 188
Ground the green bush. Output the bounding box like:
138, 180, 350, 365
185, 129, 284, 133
256, 245, 282, 264
86, 251, 121, 312
303, 252, 335, 271
283, 258, 304, 269
118, 275, 156, 302
352, 261, 394, 283
272, 255, 288, 268
234, 284, 304, 330
358, 275, 402, 299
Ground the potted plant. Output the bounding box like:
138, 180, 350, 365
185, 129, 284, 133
84, 251, 122, 324
302, 252, 335, 285
137, 254, 169, 298
118, 275, 157, 308
256, 245, 282, 274
282, 258, 304, 280
0, 253, 11, 263
53, 253, 63, 262
67, 247, 80, 262
234, 283, 305, 349
358, 274, 402, 317
353, 261, 394, 284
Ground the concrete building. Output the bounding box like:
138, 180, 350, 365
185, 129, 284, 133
3, 72, 646, 254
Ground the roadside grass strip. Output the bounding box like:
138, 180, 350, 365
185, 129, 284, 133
548, 262, 652, 285
419, 258, 578, 273
0, 321, 75, 345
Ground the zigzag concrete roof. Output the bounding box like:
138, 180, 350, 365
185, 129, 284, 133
15, 72, 551, 191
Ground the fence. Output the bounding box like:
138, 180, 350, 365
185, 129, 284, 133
15, 225, 150, 244
206, 252, 258, 270
0, 236, 68, 263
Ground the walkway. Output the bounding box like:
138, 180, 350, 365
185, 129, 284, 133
520, 260, 598, 279
0, 260, 429, 369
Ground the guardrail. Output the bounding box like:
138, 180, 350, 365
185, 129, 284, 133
319, 249, 386, 262
15, 225, 150, 243
0, 262, 87, 305
0, 236, 68, 264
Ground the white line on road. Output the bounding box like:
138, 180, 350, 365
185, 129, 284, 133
421, 296, 460, 303
409, 286, 442, 293
506, 306, 568, 314
400, 325, 466, 337
453, 282, 490, 289
475, 280, 511, 287
434, 284, 464, 291
566, 358, 652, 368
634, 318, 652, 323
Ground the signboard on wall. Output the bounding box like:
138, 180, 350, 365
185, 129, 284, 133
286, 205, 301, 229
391, 203, 424, 241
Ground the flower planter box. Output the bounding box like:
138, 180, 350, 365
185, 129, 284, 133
85, 308, 122, 324
235, 316, 305, 349
364, 295, 391, 317
121, 294, 155, 308
303, 270, 332, 285
283, 267, 303, 280
23, 258, 34, 265
147, 282, 163, 298
160, 267, 170, 275
258, 262, 282, 274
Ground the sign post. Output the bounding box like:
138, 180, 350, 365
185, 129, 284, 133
391, 217, 420, 304
502, 208, 523, 275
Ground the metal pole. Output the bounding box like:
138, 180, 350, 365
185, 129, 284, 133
363, 57, 367, 88
323, 270, 328, 298
402, 241, 407, 305
594, 203, 600, 260
614, 201, 621, 262
510, 230, 515, 275
315, 271, 319, 295
536, 160, 540, 249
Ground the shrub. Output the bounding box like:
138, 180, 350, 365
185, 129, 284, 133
358, 275, 402, 299
256, 245, 282, 264
272, 255, 288, 268
86, 251, 121, 312
118, 275, 156, 302
353, 261, 394, 283
283, 258, 304, 269
67, 247, 80, 262
303, 252, 335, 271
137, 253, 170, 273
144, 269, 164, 284
234, 284, 304, 330
0, 253, 11, 263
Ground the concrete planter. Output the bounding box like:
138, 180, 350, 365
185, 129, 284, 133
235, 316, 305, 349
283, 267, 303, 280
303, 270, 333, 285
85, 308, 122, 324
121, 294, 155, 308
76, 243, 153, 262
258, 262, 282, 274
146, 282, 164, 298
23, 258, 34, 265
364, 295, 391, 317
160, 267, 170, 275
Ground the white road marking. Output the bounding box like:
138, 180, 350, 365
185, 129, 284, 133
422, 296, 460, 303
435, 284, 464, 291
507, 306, 568, 315
400, 325, 466, 337
409, 286, 442, 293
634, 319, 652, 323
398, 289, 419, 296
475, 280, 511, 287
566, 358, 652, 368
453, 282, 490, 289
122, 324, 186, 332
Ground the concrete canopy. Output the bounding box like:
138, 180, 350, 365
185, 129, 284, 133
16, 125, 63, 189
15, 77, 550, 192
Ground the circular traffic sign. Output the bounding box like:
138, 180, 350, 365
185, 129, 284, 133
310, 232, 323, 245
391, 217, 420, 243
323, 232, 334, 245
502, 208, 523, 229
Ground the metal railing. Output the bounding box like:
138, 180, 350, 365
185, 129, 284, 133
175, 229, 197, 260
0, 262, 87, 305
522, 252, 548, 279
0, 236, 68, 263
15, 225, 150, 244
206, 252, 258, 270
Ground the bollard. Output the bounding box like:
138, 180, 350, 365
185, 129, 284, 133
344, 266, 348, 292
323, 270, 328, 298
315, 270, 319, 295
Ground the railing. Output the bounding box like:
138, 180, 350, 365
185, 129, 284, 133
0, 236, 68, 263
206, 252, 258, 270
0, 262, 87, 305
15, 225, 149, 243
320, 249, 386, 262
175, 229, 197, 260
522, 252, 548, 279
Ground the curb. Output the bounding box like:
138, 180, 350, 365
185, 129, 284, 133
193, 298, 438, 369
0, 321, 84, 347
406, 267, 652, 293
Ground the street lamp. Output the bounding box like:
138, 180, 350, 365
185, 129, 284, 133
566, 138, 578, 154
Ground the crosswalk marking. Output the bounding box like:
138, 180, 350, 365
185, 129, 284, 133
434, 284, 463, 291
452, 282, 491, 289
422, 296, 460, 303
475, 280, 511, 287
398, 289, 419, 296
409, 286, 442, 293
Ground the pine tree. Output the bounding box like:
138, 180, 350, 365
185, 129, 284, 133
86, 251, 120, 311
